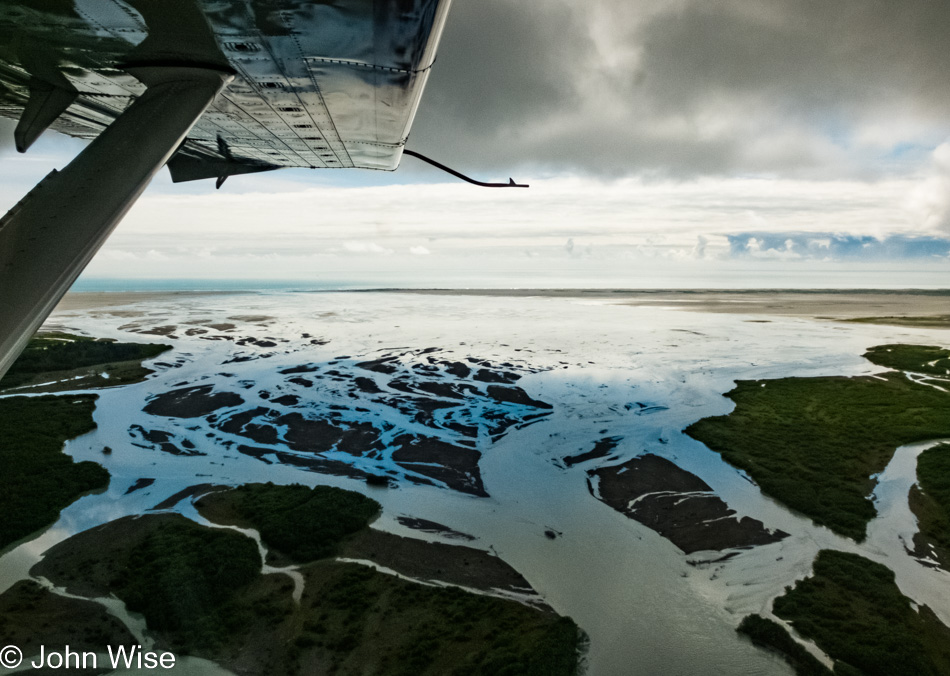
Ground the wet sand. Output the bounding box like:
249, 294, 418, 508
372, 288, 950, 320
55, 288, 950, 323
53, 291, 240, 313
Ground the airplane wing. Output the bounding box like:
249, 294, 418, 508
0, 0, 453, 379
0, 0, 451, 179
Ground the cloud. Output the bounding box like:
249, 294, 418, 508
413, 0, 950, 179
727, 232, 950, 260
908, 141, 950, 233
691, 235, 708, 260
4, 2, 950, 288
341, 241, 392, 255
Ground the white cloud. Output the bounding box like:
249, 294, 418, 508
62, 173, 941, 279
744, 236, 801, 260
691, 235, 708, 259
908, 141, 950, 234
341, 241, 392, 255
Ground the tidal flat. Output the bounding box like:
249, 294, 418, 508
2, 289, 950, 675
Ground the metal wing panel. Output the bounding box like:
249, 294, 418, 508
0, 0, 452, 174
195, 0, 452, 171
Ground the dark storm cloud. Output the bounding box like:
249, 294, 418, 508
418, 0, 588, 137
410, 0, 950, 178
637, 1, 950, 117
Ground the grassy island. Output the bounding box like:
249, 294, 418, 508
862, 344, 950, 377
0, 394, 108, 549
736, 614, 831, 676
770, 550, 950, 676
910, 443, 950, 567
0, 331, 174, 549
0, 580, 136, 660
686, 344, 950, 540
194, 482, 380, 562
295, 562, 579, 676
116, 518, 263, 651
32, 485, 582, 675
0, 331, 171, 392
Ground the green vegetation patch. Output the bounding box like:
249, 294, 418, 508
772, 550, 950, 676
910, 443, 950, 565
34, 505, 582, 676
863, 344, 950, 378
843, 316, 950, 329
736, 614, 831, 676
918, 444, 950, 517
114, 519, 263, 652
0, 332, 171, 391
686, 370, 950, 540
296, 561, 580, 676
0, 394, 109, 549
196, 482, 380, 562
0, 580, 136, 659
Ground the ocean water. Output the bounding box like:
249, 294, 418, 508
3, 290, 950, 676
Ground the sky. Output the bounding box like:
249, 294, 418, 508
1, 0, 949, 288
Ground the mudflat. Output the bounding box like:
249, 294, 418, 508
378, 288, 950, 320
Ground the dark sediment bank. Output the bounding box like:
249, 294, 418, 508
129, 424, 204, 456
397, 516, 476, 541
131, 345, 554, 498
564, 436, 622, 468
589, 454, 787, 554
125, 477, 156, 495
172, 348, 556, 497
392, 435, 487, 497
340, 529, 544, 602
150, 483, 227, 511
144, 384, 244, 418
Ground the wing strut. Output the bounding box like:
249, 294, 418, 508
0, 66, 232, 380
402, 150, 529, 188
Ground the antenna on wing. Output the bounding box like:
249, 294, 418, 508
402, 150, 528, 188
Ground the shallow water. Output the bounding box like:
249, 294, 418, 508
3, 291, 950, 676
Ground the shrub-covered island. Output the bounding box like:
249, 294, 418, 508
30, 483, 583, 675
194, 482, 380, 562
911, 442, 950, 568
686, 344, 950, 540
0, 394, 108, 549
1, 331, 174, 549
768, 550, 950, 676
0, 331, 171, 392
736, 614, 831, 676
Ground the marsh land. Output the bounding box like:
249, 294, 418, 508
1, 289, 949, 676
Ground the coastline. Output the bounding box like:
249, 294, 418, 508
55, 288, 950, 321
5, 287, 950, 675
